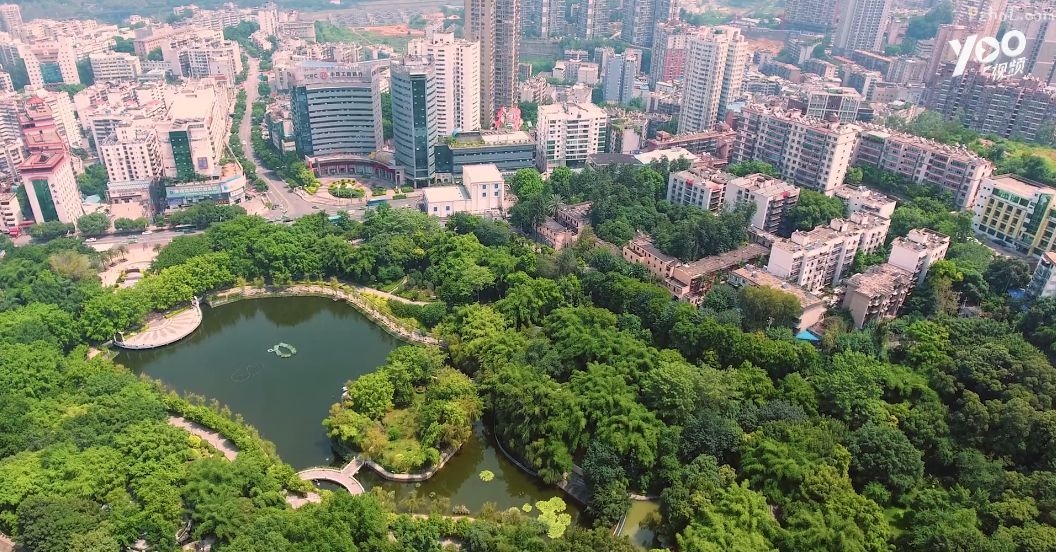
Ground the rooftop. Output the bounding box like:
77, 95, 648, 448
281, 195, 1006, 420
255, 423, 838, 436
894, 228, 950, 251
845, 263, 914, 297
729, 174, 799, 197
20, 151, 68, 172
423, 185, 470, 203
447, 130, 534, 148
674, 243, 770, 280
168, 87, 217, 120
731, 265, 825, 309
987, 174, 1052, 199
634, 148, 696, 165
462, 163, 504, 185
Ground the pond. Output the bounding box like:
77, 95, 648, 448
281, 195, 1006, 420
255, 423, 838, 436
118, 296, 580, 516
618, 501, 660, 550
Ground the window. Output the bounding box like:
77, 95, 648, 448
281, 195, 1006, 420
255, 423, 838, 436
482, 192, 487, 197
445, 206, 450, 211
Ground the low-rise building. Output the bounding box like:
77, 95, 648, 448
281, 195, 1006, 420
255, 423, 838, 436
724, 174, 801, 234
435, 130, 537, 178
833, 185, 897, 218
643, 128, 737, 158
421, 163, 505, 218
538, 201, 592, 250
972, 174, 1056, 259
1028, 252, 1056, 300
843, 262, 914, 329
0, 190, 22, 231
622, 234, 769, 301
728, 265, 827, 331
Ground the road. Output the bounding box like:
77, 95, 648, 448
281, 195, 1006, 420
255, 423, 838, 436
86, 229, 189, 250
239, 57, 420, 220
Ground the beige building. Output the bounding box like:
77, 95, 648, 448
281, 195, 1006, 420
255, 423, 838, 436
408, 30, 481, 136
728, 265, 828, 331
20, 151, 82, 224
538, 201, 592, 250
679, 26, 749, 134
89, 52, 142, 82
99, 123, 163, 203
732, 105, 859, 195
888, 228, 951, 285
1028, 252, 1056, 300
422, 163, 505, 218
724, 174, 801, 234
833, 185, 898, 218
623, 234, 768, 302
0, 190, 22, 231
465, 0, 520, 122
972, 174, 1056, 259
666, 167, 732, 213
853, 128, 993, 209
843, 262, 914, 329
767, 211, 891, 292
536, 103, 608, 170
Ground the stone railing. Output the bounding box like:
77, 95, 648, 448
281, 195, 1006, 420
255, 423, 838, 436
358, 446, 459, 482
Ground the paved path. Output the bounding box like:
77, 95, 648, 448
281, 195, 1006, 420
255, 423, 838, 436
114, 299, 203, 350
167, 416, 238, 461
294, 458, 365, 500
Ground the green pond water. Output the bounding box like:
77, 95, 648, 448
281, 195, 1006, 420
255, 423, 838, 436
618, 501, 660, 550
118, 296, 578, 515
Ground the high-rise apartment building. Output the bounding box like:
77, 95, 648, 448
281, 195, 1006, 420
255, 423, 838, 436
408, 30, 481, 136
602, 50, 640, 105
536, 102, 608, 170
622, 0, 678, 48
167, 39, 243, 82
666, 167, 734, 213
99, 123, 163, 202
651, 21, 690, 85
888, 228, 951, 286
576, 0, 608, 40
852, 128, 993, 209
391, 57, 438, 187
955, 0, 1005, 37
1027, 252, 1056, 300
723, 174, 801, 234
89, 52, 143, 82
1009, 10, 1056, 85
523, 0, 565, 37
834, 0, 893, 54
926, 72, 1056, 143
465, 0, 520, 122
732, 105, 859, 195
0, 4, 23, 38
767, 211, 891, 292
784, 0, 838, 32
972, 174, 1056, 258
19, 151, 82, 224
290, 61, 383, 156
678, 26, 749, 134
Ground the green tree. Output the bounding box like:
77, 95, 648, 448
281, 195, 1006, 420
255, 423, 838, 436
29, 221, 75, 241
739, 285, 801, 331
76, 212, 109, 236
381, 91, 393, 140
16, 495, 107, 552
727, 160, 779, 177
847, 423, 924, 497
345, 371, 395, 420
787, 190, 845, 232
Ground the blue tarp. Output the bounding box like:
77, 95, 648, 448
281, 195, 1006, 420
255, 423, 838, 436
795, 330, 821, 342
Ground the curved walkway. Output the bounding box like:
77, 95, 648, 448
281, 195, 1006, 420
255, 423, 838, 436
167, 416, 238, 461
114, 298, 203, 350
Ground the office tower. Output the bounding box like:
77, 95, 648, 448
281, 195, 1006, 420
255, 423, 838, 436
576, 0, 608, 40
19, 151, 82, 224
391, 57, 438, 187
834, 0, 893, 54
784, 0, 838, 31
465, 0, 520, 123
290, 62, 383, 156
603, 50, 640, 105
622, 0, 678, 48
651, 21, 690, 85
408, 30, 481, 136
678, 26, 749, 134
0, 4, 22, 38
89, 53, 143, 82
731, 105, 859, 195
536, 102, 608, 170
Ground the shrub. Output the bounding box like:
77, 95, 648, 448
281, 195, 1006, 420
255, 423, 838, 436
393, 193, 407, 200
371, 186, 387, 196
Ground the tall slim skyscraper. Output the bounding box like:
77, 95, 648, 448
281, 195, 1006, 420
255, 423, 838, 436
679, 26, 749, 134
465, 0, 520, 124
0, 4, 23, 39
409, 30, 481, 135
603, 50, 640, 105
622, 0, 678, 48
576, 0, 608, 40
391, 57, 438, 187
652, 21, 690, 85
834, 0, 893, 54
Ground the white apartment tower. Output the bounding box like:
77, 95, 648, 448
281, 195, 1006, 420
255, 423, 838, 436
408, 30, 482, 136
888, 228, 951, 286
767, 211, 892, 292
89, 52, 143, 82
536, 102, 608, 170
678, 26, 749, 134
100, 123, 163, 201
724, 173, 801, 234
834, 0, 893, 54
